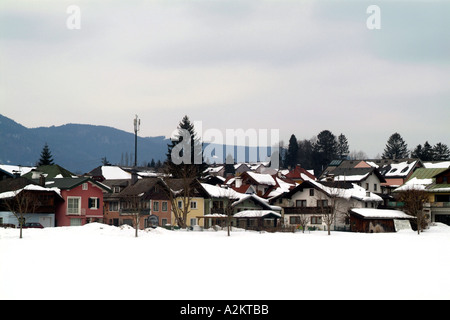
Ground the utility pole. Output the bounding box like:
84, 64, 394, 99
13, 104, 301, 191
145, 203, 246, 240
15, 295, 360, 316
134, 115, 140, 167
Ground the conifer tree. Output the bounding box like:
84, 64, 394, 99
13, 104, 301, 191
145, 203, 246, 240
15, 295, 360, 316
336, 134, 350, 160
433, 143, 450, 160
382, 133, 409, 159
165, 115, 206, 179
285, 134, 299, 169
38, 143, 54, 166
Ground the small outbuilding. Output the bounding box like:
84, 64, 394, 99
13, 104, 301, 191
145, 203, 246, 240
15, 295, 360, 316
234, 210, 281, 231
349, 208, 414, 233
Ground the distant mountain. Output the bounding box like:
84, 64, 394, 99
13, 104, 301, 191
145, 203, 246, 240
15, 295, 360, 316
0, 114, 169, 173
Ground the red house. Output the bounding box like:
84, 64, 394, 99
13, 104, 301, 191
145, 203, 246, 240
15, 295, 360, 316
47, 177, 111, 226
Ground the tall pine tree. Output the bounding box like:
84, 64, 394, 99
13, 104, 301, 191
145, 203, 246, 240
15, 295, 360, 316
336, 133, 350, 160
165, 115, 206, 179
38, 143, 54, 166
433, 143, 450, 160
285, 134, 299, 169
382, 133, 409, 159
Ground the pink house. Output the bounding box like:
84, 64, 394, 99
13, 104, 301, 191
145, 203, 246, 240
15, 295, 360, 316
48, 177, 111, 226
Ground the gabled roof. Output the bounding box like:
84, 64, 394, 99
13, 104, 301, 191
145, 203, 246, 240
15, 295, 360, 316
117, 178, 161, 198
322, 167, 386, 183
45, 177, 111, 192
350, 208, 413, 220
285, 165, 316, 181
24, 165, 76, 179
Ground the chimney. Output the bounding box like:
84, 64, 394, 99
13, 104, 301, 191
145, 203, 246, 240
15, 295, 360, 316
39, 174, 46, 187
131, 169, 138, 185
235, 177, 242, 188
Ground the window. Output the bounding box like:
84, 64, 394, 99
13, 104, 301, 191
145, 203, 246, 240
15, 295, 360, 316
67, 197, 81, 215
88, 197, 99, 209
70, 218, 82, 226
82, 183, 88, 190
161, 218, 168, 226
178, 201, 183, 209
374, 184, 378, 191
309, 189, 314, 196
311, 216, 322, 224
109, 201, 119, 212
290, 216, 301, 224
190, 201, 197, 209
296, 200, 307, 207
190, 218, 197, 226
153, 201, 159, 212
317, 200, 328, 208
162, 201, 168, 212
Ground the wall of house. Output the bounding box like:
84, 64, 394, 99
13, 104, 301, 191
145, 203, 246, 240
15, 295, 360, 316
350, 216, 396, 233
172, 197, 205, 227
361, 173, 382, 193
150, 199, 171, 226
0, 211, 55, 227
56, 182, 105, 227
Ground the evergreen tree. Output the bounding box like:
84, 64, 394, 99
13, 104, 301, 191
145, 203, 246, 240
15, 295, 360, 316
336, 133, 350, 160
312, 130, 337, 175
382, 132, 409, 159
433, 143, 450, 160
38, 143, 54, 166
298, 139, 314, 170
285, 134, 299, 169
165, 115, 206, 179
412, 141, 434, 161
224, 154, 235, 176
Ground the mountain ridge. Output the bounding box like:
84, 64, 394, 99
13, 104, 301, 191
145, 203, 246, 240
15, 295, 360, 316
0, 114, 169, 173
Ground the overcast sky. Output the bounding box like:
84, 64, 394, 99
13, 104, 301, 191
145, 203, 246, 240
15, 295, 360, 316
1, 0, 449, 158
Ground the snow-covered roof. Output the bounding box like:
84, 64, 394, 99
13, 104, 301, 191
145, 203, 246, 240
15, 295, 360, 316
200, 183, 241, 199
307, 180, 382, 202
233, 210, 281, 218
423, 161, 450, 169
384, 161, 417, 177
350, 208, 413, 219
0, 184, 61, 199
0, 165, 35, 176
394, 177, 432, 192
101, 166, 133, 180
246, 172, 276, 186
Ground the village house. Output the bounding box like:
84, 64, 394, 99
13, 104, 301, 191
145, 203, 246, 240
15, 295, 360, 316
46, 176, 111, 226
105, 177, 173, 229
320, 158, 422, 196
272, 180, 383, 231
164, 178, 208, 228
0, 176, 63, 228
349, 208, 414, 233
394, 164, 450, 226
199, 183, 282, 230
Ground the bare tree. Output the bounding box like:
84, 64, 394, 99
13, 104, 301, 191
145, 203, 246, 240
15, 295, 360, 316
396, 188, 429, 234
122, 195, 149, 237
3, 189, 38, 239
162, 174, 197, 229
315, 184, 347, 235
297, 214, 310, 233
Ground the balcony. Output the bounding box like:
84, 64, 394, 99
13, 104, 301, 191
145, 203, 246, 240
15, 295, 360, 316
425, 202, 450, 214
119, 208, 151, 216
283, 206, 332, 215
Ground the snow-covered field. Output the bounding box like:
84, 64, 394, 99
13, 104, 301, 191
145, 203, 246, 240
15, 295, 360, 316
1, 223, 450, 300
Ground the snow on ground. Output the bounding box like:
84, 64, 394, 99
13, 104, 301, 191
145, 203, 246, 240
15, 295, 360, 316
1, 223, 450, 300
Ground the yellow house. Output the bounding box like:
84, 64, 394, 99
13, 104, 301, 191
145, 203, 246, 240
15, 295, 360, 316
172, 196, 205, 227
397, 167, 450, 225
